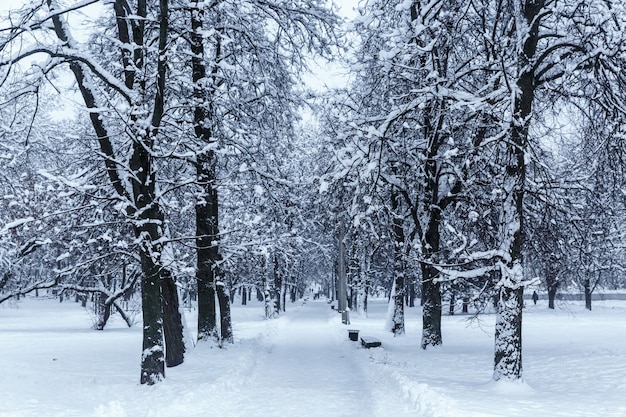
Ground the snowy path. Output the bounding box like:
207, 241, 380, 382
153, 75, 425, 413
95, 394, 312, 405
4, 297, 626, 416
198, 300, 415, 417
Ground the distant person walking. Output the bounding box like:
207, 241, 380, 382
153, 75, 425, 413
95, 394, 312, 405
532, 291, 539, 305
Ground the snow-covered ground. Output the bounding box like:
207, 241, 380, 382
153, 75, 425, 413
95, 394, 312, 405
1, 294, 625, 417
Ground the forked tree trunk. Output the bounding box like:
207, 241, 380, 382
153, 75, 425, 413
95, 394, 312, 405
94, 292, 111, 331
47, 0, 179, 385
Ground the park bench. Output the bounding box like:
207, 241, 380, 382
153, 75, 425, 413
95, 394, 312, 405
360, 336, 382, 349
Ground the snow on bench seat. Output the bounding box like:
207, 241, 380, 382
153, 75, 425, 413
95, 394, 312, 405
360, 336, 382, 348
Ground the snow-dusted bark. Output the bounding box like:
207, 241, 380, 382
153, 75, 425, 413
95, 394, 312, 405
189, 0, 224, 343
41, 0, 184, 383
355, 253, 369, 317
390, 189, 405, 335
492, 0, 537, 383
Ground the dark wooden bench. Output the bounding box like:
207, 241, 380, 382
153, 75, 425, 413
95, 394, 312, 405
360, 336, 382, 348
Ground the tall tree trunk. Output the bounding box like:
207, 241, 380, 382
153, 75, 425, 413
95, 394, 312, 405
273, 254, 282, 314
584, 278, 592, 310
195, 152, 219, 341
421, 203, 443, 348
547, 285, 557, 309
546, 262, 559, 310
493, 0, 543, 383
138, 246, 165, 385
494, 284, 524, 380
449, 291, 456, 316
216, 282, 233, 343
190, 1, 232, 341
47, 0, 177, 385
161, 270, 185, 367
390, 189, 405, 335
408, 280, 416, 308
94, 291, 111, 331
420, 263, 442, 347
263, 255, 274, 318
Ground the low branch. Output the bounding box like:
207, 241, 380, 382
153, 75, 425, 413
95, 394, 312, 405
0, 277, 59, 304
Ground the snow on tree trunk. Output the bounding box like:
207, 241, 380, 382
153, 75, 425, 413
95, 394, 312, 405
391, 277, 405, 335
273, 254, 282, 314
389, 190, 405, 335
93, 291, 111, 331
492, 0, 544, 382
189, 0, 231, 342
420, 263, 442, 348
356, 281, 368, 317
45, 0, 180, 384
493, 278, 524, 382
492, 161, 526, 382
263, 255, 275, 319
139, 250, 165, 385
354, 251, 369, 317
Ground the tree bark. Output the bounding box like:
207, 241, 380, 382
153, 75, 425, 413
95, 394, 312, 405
273, 254, 282, 314
390, 189, 405, 335
494, 285, 524, 380
161, 271, 185, 367
548, 285, 557, 309
584, 278, 592, 310
493, 0, 543, 383
138, 248, 165, 385
94, 292, 111, 331
190, 0, 232, 341
408, 280, 416, 308
421, 263, 442, 347
449, 291, 456, 316
195, 153, 219, 341
420, 190, 446, 346
217, 282, 233, 343
46, 0, 178, 385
